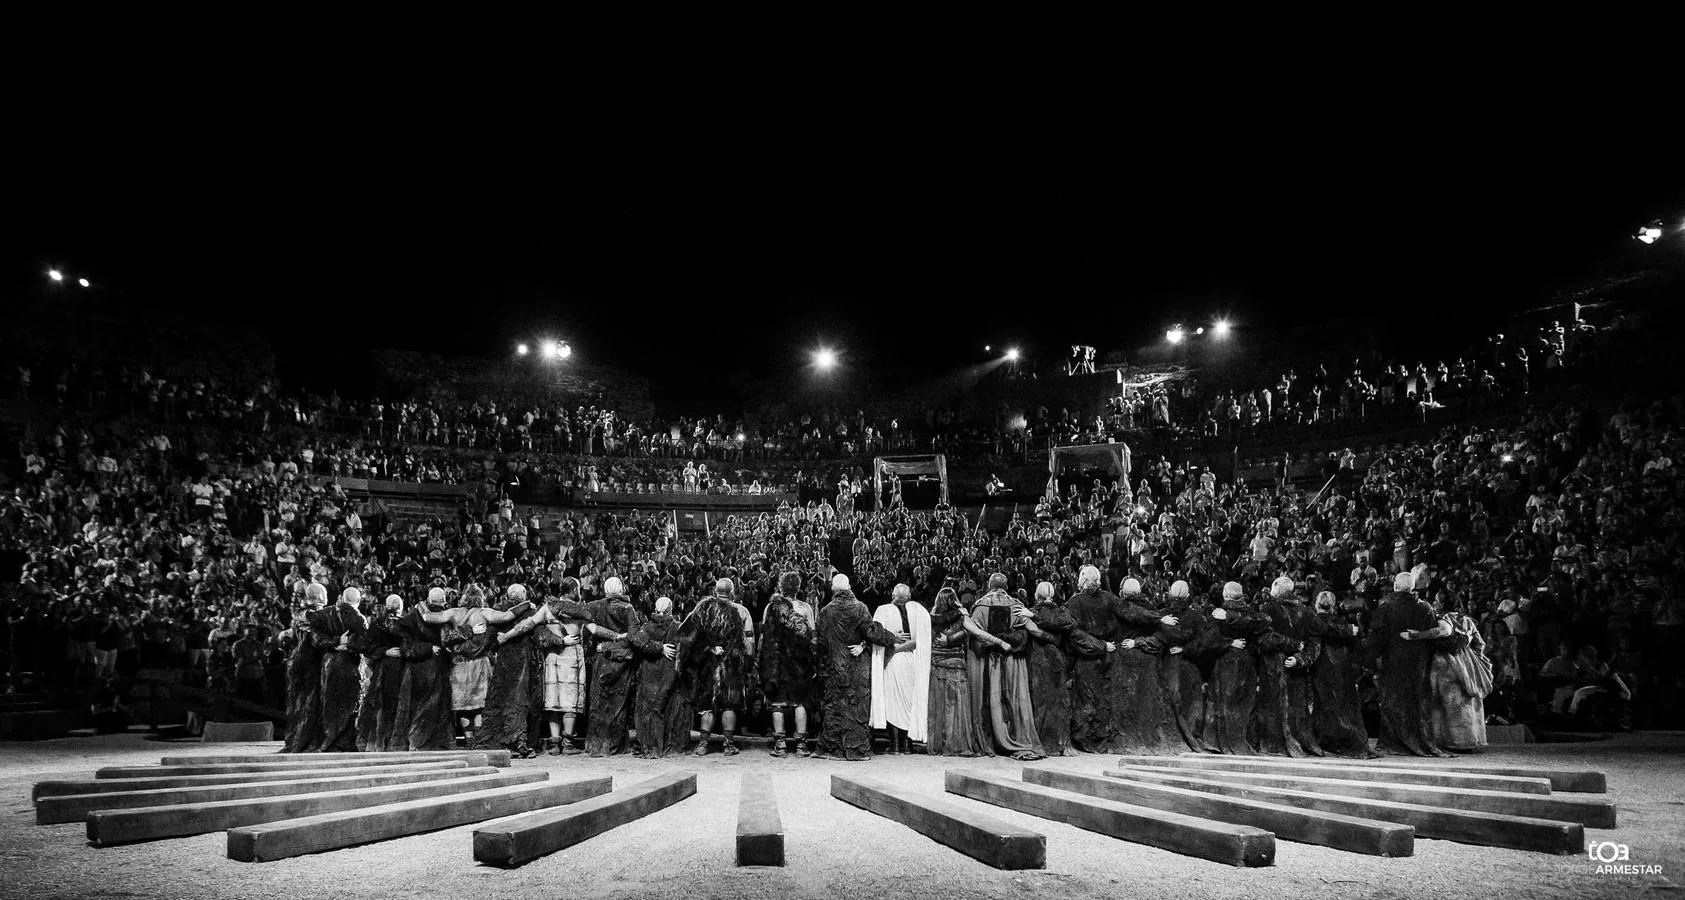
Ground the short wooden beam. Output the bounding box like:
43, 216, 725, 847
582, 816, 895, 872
737, 775, 785, 866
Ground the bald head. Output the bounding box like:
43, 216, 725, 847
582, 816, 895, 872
714, 578, 736, 598
506, 583, 528, 603
1121, 578, 1142, 597
655, 596, 673, 614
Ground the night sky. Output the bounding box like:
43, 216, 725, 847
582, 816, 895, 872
13, 110, 1682, 413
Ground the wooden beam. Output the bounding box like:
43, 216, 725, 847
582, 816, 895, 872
159, 750, 511, 767
831, 774, 1045, 871
228, 776, 612, 862
1145, 766, 1615, 828
1025, 768, 1413, 857
1105, 768, 1583, 854
98, 756, 492, 779
36, 761, 469, 802
1118, 755, 1551, 794
944, 770, 1272, 868
87, 770, 545, 845
473, 772, 697, 868
1187, 754, 1607, 794
40, 767, 499, 824
737, 775, 785, 866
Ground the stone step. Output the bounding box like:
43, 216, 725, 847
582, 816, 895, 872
473, 772, 697, 868
737, 775, 785, 866
228, 776, 612, 862
1186, 754, 1606, 793
36, 761, 471, 802
41, 767, 498, 824
87, 770, 545, 845
1120, 755, 1551, 794
945, 769, 1273, 867
831, 774, 1045, 871
1025, 768, 1413, 857
1104, 768, 1583, 854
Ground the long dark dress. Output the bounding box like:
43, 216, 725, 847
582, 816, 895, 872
1026, 599, 1090, 757
280, 625, 323, 753
311, 604, 366, 752
1313, 609, 1375, 757
1158, 601, 1220, 752
1202, 602, 1267, 754
1366, 590, 1447, 757
1252, 596, 1316, 758
758, 594, 817, 708
354, 612, 406, 751
679, 597, 752, 715
815, 589, 899, 760
1113, 593, 1178, 756
392, 606, 453, 750
585, 596, 642, 756
968, 589, 1044, 759
1064, 588, 1123, 753
926, 611, 987, 756
628, 613, 691, 757
477, 599, 539, 751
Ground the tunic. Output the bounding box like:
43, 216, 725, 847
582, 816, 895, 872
870, 600, 932, 741
815, 589, 899, 760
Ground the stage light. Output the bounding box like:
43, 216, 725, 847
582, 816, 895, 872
556, 342, 572, 359
540, 341, 558, 360
984, 345, 991, 352
516, 343, 529, 356
1005, 347, 1021, 361
48, 269, 63, 282
1637, 226, 1662, 244
1502, 454, 1514, 463
77, 278, 90, 288
1195, 326, 1205, 335
1213, 319, 1231, 336
1166, 327, 1185, 344
814, 347, 837, 370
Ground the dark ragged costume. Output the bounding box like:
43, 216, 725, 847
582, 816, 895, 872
584, 594, 643, 756
1112, 590, 1178, 756
1253, 592, 1320, 758
1366, 589, 1448, 757
1313, 605, 1375, 757
477, 597, 540, 754
758, 592, 818, 709
310, 603, 367, 752
967, 589, 1044, 760
815, 588, 899, 760
1157, 598, 1220, 752
392, 604, 453, 750
1064, 586, 1124, 753
280, 617, 324, 753
1026, 595, 1092, 757
628, 610, 691, 757
1202, 599, 1268, 754
355, 608, 407, 751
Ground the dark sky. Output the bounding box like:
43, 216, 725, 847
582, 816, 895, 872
13, 95, 1683, 412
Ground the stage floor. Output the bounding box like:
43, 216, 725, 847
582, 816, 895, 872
3, 732, 1681, 899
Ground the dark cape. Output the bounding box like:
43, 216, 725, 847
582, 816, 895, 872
1202, 601, 1268, 754
1026, 598, 1090, 757
1157, 600, 1220, 752
391, 606, 453, 750
815, 589, 899, 760
1064, 587, 1123, 753
1253, 595, 1319, 757
1313, 609, 1375, 757
355, 612, 406, 751
310, 604, 367, 752
757, 594, 817, 707
477, 599, 540, 751
1366, 590, 1447, 756
926, 608, 988, 756
585, 596, 642, 756
968, 589, 1044, 760
679, 597, 753, 714
628, 613, 691, 757
280, 622, 324, 753
1112, 592, 1178, 755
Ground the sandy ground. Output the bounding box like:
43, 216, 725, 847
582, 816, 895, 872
1, 733, 1682, 900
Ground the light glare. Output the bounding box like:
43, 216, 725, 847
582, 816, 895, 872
516, 343, 529, 356
1005, 348, 1020, 361
48, 269, 63, 282
814, 347, 838, 370
77, 278, 90, 288
1166, 327, 1185, 344
1213, 319, 1231, 336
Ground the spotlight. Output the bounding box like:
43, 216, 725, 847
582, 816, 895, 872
556, 342, 572, 359
1195, 327, 1205, 336
516, 343, 529, 356
540, 341, 559, 360
1005, 348, 1021, 361
1166, 327, 1185, 344
77, 278, 90, 288
814, 347, 837, 370
1213, 319, 1231, 336
1637, 226, 1662, 244
984, 345, 991, 352
48, 269, 63, 282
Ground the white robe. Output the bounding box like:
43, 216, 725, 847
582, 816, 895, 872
869, 600, 932, 741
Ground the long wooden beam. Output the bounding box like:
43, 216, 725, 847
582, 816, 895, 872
41, 767, 499, 824
35, 761, 469, 802
1117, 755, 1551, 794
1186, 754, 1607, 793
473, 772, 697, 868
98, 756, 492, 779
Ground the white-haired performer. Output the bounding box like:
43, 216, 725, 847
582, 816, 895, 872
1254, 576, 1319, 758
356, 593, 408, 751
281, 582, 330, 752
1203, 581, 1267, 754
628, 596, 691, 757
1020, 579, 1094, 757
1312, 591, 1376, 758
1112, 577, 1182, 755
1157, 580, 1220, 753
391, 587, 454, 750
583, 576, 642, 756
1064, 566, 1123, 753
1365, 571, 1453, 756
312, 587, 369, 751
870, 583, 930, 754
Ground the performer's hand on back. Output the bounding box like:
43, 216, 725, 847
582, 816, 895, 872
712, 645, 725, 656
1121, 639, 1136, 650
662, 643, 677, 660
849, 643, 864, 657
1169, 645, 1184, 655
1211, 608, 1228, 620
1398, 631, 1412, 641
1230, 638, 1246, 650
1105, 641, 1117, 652
1284, 656, 1297, 668
1159, 615, 1179, 626
385, 647, 400, 657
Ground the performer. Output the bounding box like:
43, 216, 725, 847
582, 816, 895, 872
1253, 577, 1320, 758
1113, 578, 1180, 755
480, 584, 542, 758
391, 587, 454, 751
927, 587, 989, 756
1064, 566, 1123, 753
312, 587, 368, 752
681, 578, 756, 756
584, 576, 642, 756
1311, 591, 1375, 757
280, 582, 328, 753
627, 595, 691, 757
354, 593, 407, 752
1202, 581, 1266, 754
1020, 579, 1095, 757
1366, 572, 1453, 757
758, 572, 819, 758
1157, 580, 1219, 752
495, 580, 590, 755
1426, 598, 1492, 753
870, 583, 930, 754
968, 573, 1044, 761
423, 586, 524, 748
814, 574, 901, 760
